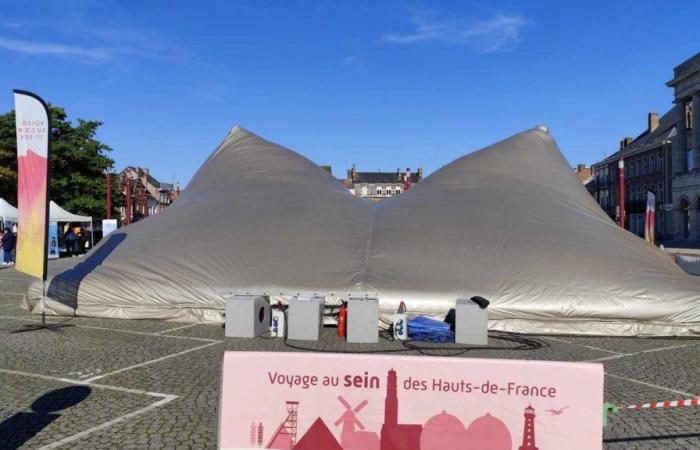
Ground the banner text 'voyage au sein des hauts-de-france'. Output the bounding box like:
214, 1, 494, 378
14, 91, 50, 280
220, 352, 604, 450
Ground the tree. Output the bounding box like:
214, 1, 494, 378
0, 106, 123, 221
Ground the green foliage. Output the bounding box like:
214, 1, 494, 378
0, 105, 123, 221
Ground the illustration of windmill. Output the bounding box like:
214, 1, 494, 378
334, 396, 379, 450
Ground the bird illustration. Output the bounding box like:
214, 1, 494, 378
546, 406, 570, 415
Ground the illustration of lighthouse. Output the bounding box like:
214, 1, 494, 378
518, 405, 538, 450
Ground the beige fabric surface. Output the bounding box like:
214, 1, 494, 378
24, 126, 700, 336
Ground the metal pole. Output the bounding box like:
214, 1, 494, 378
41, 279, 46, 325
125, 175, 132, 225
618, 157, 625, 229
106, 168, 112, 220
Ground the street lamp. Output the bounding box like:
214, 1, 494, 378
104, 164, 112, 220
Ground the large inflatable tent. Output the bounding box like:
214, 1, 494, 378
24, 126, 700, 336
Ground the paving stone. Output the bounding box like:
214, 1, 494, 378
0, 266, 697, 449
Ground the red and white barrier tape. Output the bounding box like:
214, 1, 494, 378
624, 398, 699, 410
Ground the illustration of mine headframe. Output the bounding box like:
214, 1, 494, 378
265, 401, 299, 449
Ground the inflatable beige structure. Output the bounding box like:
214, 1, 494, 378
25, 126, 700, 336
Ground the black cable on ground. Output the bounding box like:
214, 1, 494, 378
280, 322, 548, 356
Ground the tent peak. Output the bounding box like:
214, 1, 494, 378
229, 125, 256, 136
534, 125, 549, 134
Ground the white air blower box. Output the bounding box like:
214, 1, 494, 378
287, 295, 324, 341
347, 296, 379, 343
224, 294, 270, 338
455, 298, 488, 345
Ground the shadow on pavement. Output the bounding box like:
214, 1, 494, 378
0, 385, 92, 449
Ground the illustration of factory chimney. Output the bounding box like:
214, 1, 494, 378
518, 405, 538, 450
257, 422, 264, 447
250, 422, 257, 447
265, 401, 299, 449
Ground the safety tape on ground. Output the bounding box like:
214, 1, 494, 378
623, 398, 699, 410
603, 398, 699, 426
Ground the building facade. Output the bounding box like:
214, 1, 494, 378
119, 167, 180, 223
343, 165, 423, 201
588, 52, 700, 244
667, 53, 700, 242
588, 113, 672, 239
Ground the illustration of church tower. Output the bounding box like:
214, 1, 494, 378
385, 369, 399, 426
380, 369, 422, 450
518, 405, 538, 450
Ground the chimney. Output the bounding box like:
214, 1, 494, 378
577, 163, 585, 172
417, 168, 424, 181
648, 112, 659, 132
347, 163, 356, 181
619, 137, 634, 150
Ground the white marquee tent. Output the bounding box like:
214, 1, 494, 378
0, 198, 18, 224
49, 201, 94, 247
24, 126, 700, 336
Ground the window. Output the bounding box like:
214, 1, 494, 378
643, 157, 649, 175
657, 153, 663, 172
376, 186, 382, 195
395, 188, 401, 195
686, 102, 693, 130
650, 156, 656, 173
687, 150, 693, 171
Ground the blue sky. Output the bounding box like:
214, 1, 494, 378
1, 1, 698, 186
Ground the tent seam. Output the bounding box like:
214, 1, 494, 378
359, 207, 378, 291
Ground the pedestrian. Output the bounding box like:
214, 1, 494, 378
64, 228, 76, 257
75, 228, 84, 256
1, 228, 16, 265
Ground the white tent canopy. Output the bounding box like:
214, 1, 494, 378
49, 201, 92, 223
49, 201, 93, 248
23, 126, 700, 336
0, 198, 18, 222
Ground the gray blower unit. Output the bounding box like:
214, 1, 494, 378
287, 295, 324, 341
455, 296, 489, 345
347, 295, 379, 344
224, 294, 271, 338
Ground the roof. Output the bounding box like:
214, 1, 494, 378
667, 51, 700, 87
49, 201, 92, 223
596, 107, 677, 166
351, 171, 420, 184
0, 198, 18, 220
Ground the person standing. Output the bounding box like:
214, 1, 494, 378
1, 229, 16, 265
64, 228, 75, 257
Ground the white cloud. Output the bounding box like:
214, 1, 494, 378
383, 12, 528, 53
342, 55, 364, 69
0, 37, 111, 61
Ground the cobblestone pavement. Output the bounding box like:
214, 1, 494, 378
0, 266, 698, 449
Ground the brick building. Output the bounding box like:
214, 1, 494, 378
588, 51, 700, 243
119, 167, 180, 223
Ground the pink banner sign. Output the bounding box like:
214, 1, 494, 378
219, 352, 603, 450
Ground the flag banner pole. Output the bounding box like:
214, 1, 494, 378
13, 90, 50, 281
12, 90, 71, 333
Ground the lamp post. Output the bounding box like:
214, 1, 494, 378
125, 174, 132, 225
105, 165, 112, 220
618, 158, 625, 229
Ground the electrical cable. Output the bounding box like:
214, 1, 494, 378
276, 307, 548, 356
